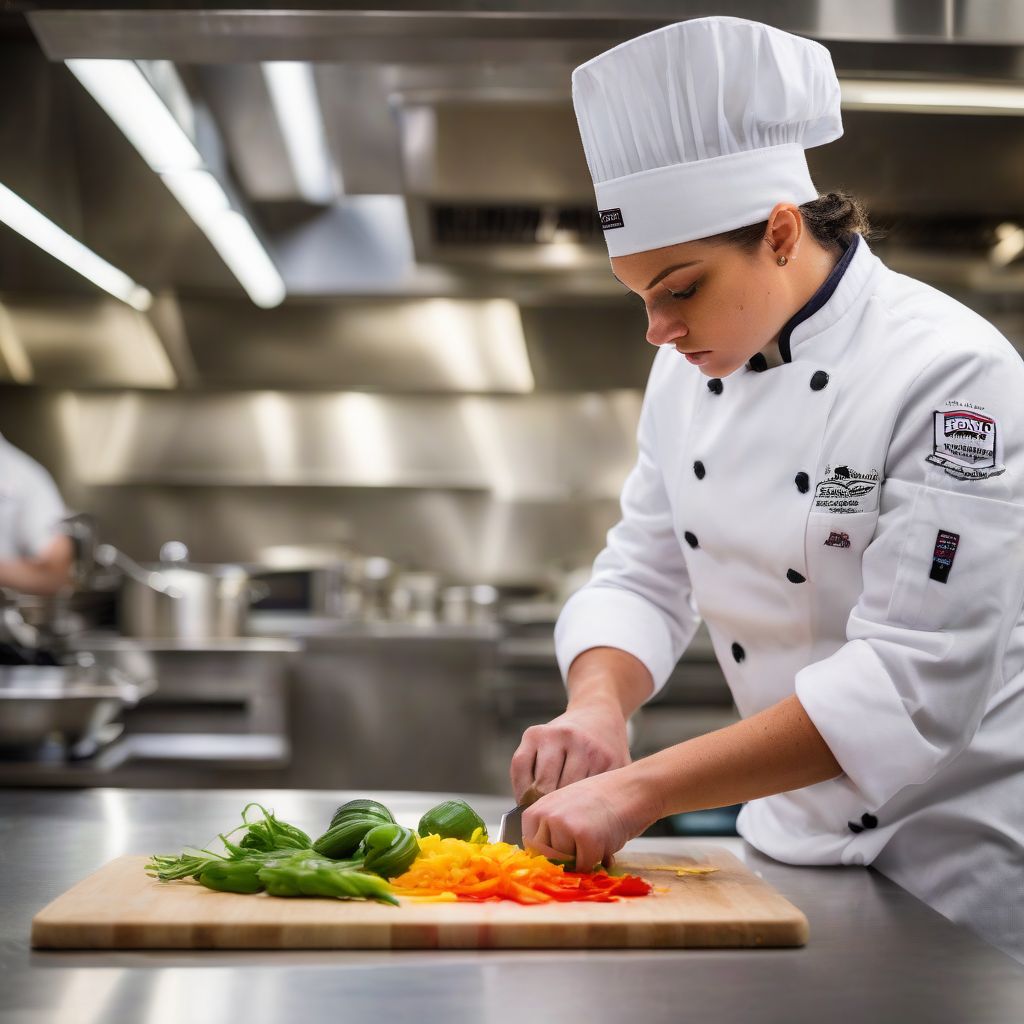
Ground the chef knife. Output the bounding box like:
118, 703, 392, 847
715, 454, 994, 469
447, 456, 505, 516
497, 784, 542, 847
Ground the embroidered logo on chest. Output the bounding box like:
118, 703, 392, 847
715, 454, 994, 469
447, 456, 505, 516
812, 465, 881, 514
926, 406, 1005, 481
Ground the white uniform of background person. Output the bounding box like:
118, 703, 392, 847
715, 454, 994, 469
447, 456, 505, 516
557, 18, 1024, 962
0, 432, 70, 594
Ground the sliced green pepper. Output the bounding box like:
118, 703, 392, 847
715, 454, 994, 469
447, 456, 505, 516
197, 859, 266, 894
329, 799, 394, 830
360, 824, 419, 879
257, 853, 398, 905
313, 815, 386, 859
417, 799, 488, 842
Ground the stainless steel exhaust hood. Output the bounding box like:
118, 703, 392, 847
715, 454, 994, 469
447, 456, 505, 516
0, 0, 1022, 390
23, 3, 1024, 62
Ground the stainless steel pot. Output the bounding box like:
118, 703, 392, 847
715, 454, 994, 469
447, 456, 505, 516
439, 584, 499, 625
0, 661, 155, 749
97, 543, 263, 640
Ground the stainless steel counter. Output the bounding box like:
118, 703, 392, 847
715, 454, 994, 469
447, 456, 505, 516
4, 789, 1023, 1023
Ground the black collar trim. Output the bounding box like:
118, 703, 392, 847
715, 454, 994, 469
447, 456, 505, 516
779, 233, 859, 364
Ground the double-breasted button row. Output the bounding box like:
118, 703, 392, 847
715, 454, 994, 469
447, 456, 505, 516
707, 369, 828, 393
848, 813, 878, 834
691, 372, 832, 671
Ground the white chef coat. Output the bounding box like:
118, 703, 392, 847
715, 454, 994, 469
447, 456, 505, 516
555, 235, 1024, 963
0, 433, 66, 561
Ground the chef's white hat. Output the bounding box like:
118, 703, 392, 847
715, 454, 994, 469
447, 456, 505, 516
572, 17, 843, 258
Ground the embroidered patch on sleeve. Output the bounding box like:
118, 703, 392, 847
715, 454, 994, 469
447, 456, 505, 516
929, 529, 960, 583
926, 407, 1005, 480
812, 465, 881, 514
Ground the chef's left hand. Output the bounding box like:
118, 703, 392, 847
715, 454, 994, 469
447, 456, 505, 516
521, 765, 662, 872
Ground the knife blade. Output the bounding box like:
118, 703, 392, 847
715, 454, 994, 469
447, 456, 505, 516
497, 784, 542, 847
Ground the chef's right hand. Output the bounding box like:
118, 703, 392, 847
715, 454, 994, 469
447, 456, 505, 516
509, 700, 632, 802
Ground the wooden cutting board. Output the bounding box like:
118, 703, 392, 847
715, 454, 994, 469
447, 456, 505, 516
31, 848, 808, 950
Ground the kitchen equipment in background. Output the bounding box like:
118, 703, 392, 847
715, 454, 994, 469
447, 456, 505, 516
0, 658, 155, 756
0, 636, 294, 785
251, 542, 362, 618
97, 542, 265, 640
440, 584, 499, 625
59, 511, 99, 588
355, 556, 398, 623
388, 571, 441, 625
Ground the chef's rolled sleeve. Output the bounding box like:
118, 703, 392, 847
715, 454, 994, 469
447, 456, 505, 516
555, 349, 701, 695
796, 344, 1024, 809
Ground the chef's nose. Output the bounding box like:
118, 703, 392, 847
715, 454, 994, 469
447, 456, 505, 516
645, 310, 688, 348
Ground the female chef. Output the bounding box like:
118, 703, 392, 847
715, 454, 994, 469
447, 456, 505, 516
513, 17, 1024, 963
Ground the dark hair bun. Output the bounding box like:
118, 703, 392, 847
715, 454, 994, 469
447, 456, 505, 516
800, 192, 871, 247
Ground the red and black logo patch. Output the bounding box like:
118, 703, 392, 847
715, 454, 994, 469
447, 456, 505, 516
929, 529, 960, 583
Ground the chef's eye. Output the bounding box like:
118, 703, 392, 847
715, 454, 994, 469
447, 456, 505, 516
669, 282, 699, 300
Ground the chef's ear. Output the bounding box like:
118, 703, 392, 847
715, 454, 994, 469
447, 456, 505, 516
763, 203, 804, 262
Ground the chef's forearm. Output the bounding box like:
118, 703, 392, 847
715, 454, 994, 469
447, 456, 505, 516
626, 694, 843, 820
566, 647, 655, 720
0, 560, 64, 596
0, 537, 73, 597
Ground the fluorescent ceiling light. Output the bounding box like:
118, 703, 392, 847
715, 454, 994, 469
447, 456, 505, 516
991, 223, 1024, 268
66, 59, 202, 172
162, 170, 285, 308
68, 58, 285, 308
840, 78, 1024, 115
262, 62, 338, 203
0, 182, 152, 311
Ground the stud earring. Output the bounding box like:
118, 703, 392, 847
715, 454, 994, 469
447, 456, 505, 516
776, 255, 788, 267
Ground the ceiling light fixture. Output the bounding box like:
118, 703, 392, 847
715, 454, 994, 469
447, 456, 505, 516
991, 223, 1024, 268
262, 62, 339, 203
840, 78, 1024, 115
67, 59, 286, 308
65, 59, 202, 172
162, 170, 286, 308
0, 181, 152, 311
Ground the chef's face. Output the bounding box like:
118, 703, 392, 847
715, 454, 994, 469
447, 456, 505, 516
610, 229, 794, 378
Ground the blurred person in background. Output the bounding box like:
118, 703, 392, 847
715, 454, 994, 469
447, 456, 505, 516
0, 431, 72, 597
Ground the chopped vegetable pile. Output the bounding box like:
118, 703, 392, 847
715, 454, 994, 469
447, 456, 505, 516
147, 797, 653, 907
391, 830, 652, 904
